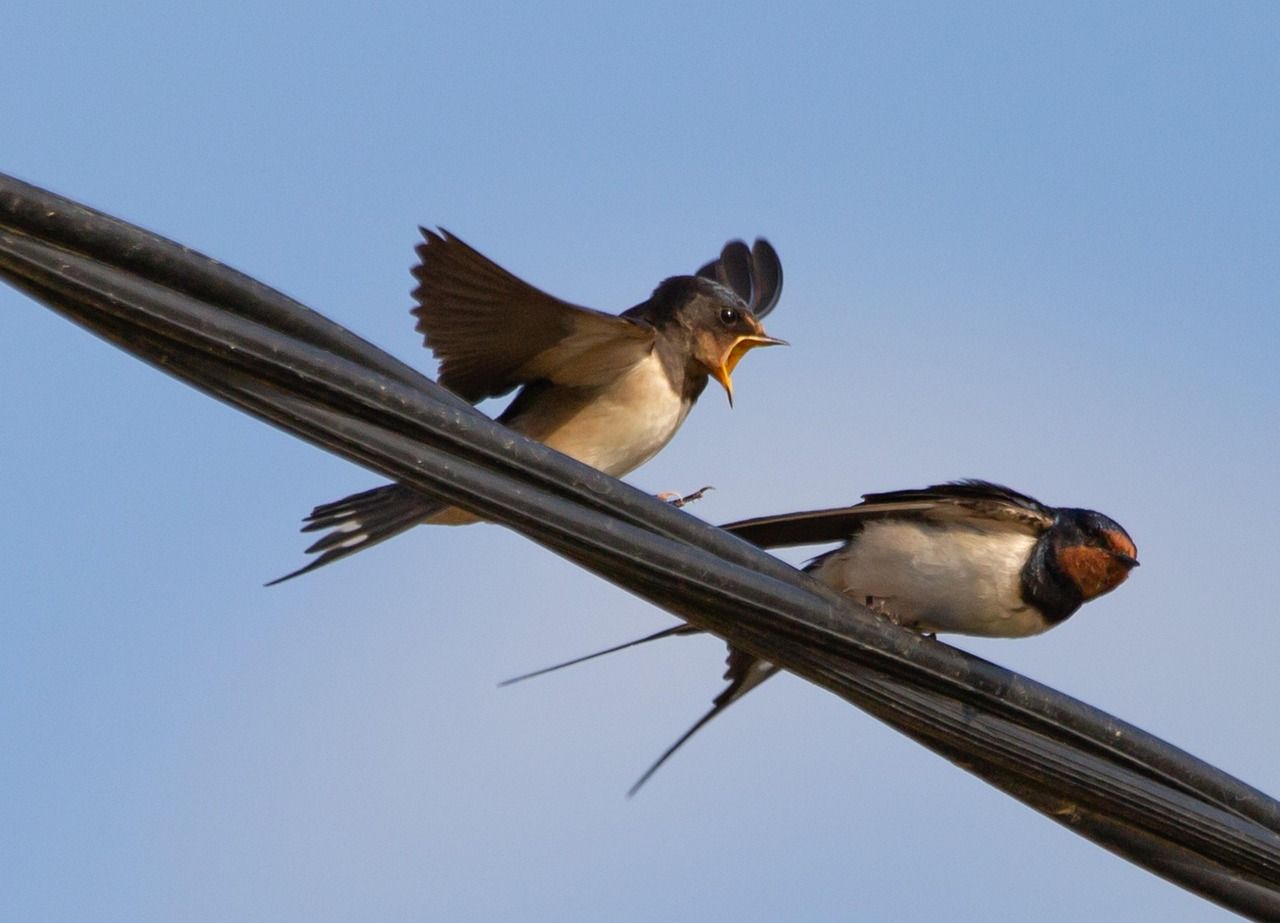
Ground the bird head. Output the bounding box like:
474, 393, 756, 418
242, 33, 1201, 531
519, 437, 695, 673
678, 279, 786, 405
1051, 509, 1140, 601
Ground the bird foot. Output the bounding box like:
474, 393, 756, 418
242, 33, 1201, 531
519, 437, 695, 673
658, 485, 715, 508
863, 596, 901, 623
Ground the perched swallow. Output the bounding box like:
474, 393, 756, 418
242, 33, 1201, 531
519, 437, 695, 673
268, 232, 785, 584
505, 480, 1139, 793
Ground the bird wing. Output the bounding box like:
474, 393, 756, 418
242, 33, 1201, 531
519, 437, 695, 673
411, 228, 656, 403
697, 238, 783, 319
722, 479, 1055, 548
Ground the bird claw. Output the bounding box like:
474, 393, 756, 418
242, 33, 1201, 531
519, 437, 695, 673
658, 486, 715, 508
863, 596, 901, 623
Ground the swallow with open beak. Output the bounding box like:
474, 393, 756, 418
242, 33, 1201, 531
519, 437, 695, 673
269, 231, 785, 584
504, 480, 1139, 794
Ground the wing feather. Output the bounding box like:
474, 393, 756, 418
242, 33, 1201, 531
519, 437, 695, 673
723, 480, 1055, 549
411, 228, 654, 402
696, 237, 783, 318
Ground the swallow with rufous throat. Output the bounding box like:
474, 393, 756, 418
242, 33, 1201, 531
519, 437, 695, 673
269, 232, 786, 584
504, 480, 1139, 794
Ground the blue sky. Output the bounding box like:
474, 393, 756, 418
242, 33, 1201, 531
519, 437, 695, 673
2, 3, 1278, 920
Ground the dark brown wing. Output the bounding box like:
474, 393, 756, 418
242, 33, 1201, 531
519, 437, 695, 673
723, 479, 1056, 549
722, 505, 875, 548
696, 237, 783, 319
411, 228, 655, 403
858, 480, 1057, 529
627, 646, 779, 796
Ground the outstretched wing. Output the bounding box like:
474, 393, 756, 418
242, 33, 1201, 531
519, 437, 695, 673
412, 228, 655, 402
697, 238, 783, 319
723, 479, 1055, 549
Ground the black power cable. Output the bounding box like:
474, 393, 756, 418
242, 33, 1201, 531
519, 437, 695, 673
3, 172, 1278, 919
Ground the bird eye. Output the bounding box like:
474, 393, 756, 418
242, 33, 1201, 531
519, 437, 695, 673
719, 308, 740, 325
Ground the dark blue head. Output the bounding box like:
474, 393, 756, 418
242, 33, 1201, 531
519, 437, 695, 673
1050, 508, 1139, 601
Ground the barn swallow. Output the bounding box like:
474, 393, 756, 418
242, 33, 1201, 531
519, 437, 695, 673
268, 232, 785, 584
504, 480, 1139, 793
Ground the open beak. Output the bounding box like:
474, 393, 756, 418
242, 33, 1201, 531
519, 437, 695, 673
711, 334, 788, 406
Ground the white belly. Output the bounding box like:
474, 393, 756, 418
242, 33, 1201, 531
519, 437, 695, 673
516, 352, 691, 478
810, 521, 1048, 638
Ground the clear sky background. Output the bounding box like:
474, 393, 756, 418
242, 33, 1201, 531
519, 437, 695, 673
3, 3, 1278, 920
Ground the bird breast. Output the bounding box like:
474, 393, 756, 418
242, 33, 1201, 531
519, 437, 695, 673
809, 520, 1048, 638
512, 351, 692, 478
